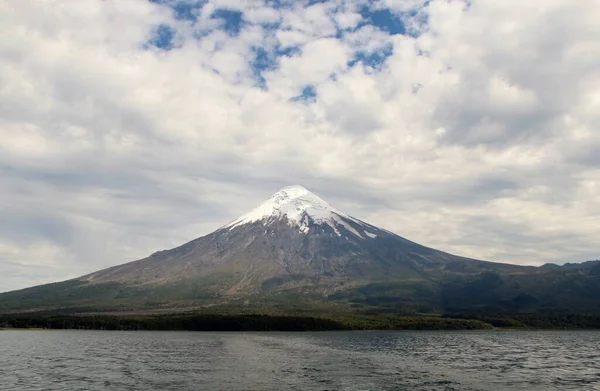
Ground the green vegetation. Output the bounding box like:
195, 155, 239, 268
447, 312, 600, 329
2, 264, 600, 327
0, 313, 493, 331
0, 314, 346, 331
5, 310, 600, 331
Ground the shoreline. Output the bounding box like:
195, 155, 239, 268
2, 312, 600, 332
1, 327, 599, 332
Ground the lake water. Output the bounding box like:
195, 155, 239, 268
0, 330, 599, 390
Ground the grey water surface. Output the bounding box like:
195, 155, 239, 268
1, 330, 599, 390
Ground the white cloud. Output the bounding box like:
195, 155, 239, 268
0, 0, 599, 291
269, 37, 350, 95
280, 2, 338, 38
333, 10, 362, 30
245, 6, 281, 24
276, 29, 310, 48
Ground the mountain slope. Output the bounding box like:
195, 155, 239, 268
2, 185, 596, 314
79, 186, 522, 293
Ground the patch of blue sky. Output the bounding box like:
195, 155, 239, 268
256, 19, 282, 30
305, 0, 329, 6
358, 7, 405, 35
291, 85, 317, 102
251, 47, 277, 88
348, 44, 393, 69
211, 9, 245, 36
147, 24, 176, 50
250, 43, 301, 88
275, 44, 301, 57
149, 0, 207, 22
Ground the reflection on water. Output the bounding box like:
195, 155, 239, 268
1, 330, 599, 390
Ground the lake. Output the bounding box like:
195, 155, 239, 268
1, 330, 598, 390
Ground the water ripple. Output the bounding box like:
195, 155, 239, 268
0, 330, 599, 390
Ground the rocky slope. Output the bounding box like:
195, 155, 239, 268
80, 186, 522, 294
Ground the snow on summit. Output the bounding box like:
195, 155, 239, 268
224, 185, 362, 235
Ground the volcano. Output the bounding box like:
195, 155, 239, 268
8, 185, 594, 314
81, 185, 510, 293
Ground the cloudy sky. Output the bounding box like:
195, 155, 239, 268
1, 0, 599, 292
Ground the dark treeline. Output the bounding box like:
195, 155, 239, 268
0, 313, 492, 331
445, 312, 600, 329
2, 312, 600, 331
0, 314, 348, 331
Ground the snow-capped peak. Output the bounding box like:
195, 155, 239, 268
223, 185, 360, 235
